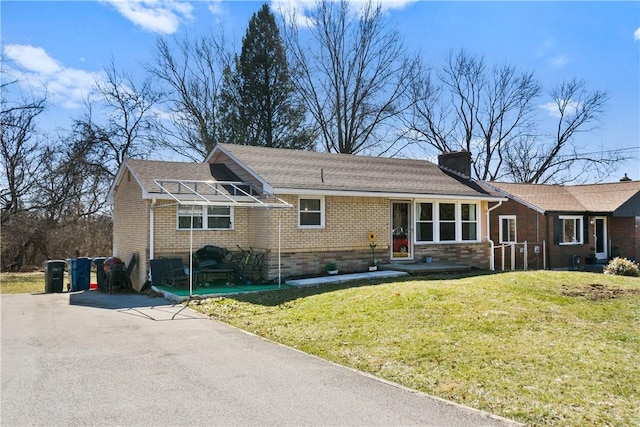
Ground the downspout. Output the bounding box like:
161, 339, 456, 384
149, 197, 157, 260
486, 201, 503, 271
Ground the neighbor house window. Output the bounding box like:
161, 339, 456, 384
415, 201, 479, 243
177, 205, 233, 230
298, 196, 324, 228
559, 216, 582, 244
499, 215, 517, 243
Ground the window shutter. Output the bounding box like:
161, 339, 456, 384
553, 216, 560, 245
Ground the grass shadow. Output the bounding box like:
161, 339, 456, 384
219, 270, 497, 306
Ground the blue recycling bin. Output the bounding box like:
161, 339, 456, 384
69, 258, 91, 291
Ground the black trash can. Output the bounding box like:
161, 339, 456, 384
93, 257, 108, 292
68, 258, 91, 291
44, 260, 66, 293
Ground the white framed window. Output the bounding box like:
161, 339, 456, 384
499, 215, 517, 243
298, 196, 325, 228
414, 200, 479, 243
177, 205, 233, 230
559, 215, 582, 245
415, 202, 434, 242
461, 203, 478, 241
439, 202, 456, 241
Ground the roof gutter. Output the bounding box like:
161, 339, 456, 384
273, 187, 506, 202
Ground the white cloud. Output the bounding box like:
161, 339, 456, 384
540, 100, 580, 118
271, 0, 316, 28
4, 44, 62, 75
271, 0, 418, 28
634, 27, 640, 41
3, 44, 102, 110
549, 54, 569, 68
102, 0, 193, 34
534, 38, 570, 69
207, 0, 223, 15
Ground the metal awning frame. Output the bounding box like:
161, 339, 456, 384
153, 179, 292, 209
151, 179, 291, 297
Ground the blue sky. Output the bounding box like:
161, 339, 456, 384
2, 1, 639, 181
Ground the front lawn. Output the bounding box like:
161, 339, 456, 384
193, 271, 640, 426
0, 272, 45, 294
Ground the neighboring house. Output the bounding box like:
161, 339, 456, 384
108, 144, 504, 290
484, 180, 640, 271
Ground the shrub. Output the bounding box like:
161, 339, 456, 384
603, 257, 640, 277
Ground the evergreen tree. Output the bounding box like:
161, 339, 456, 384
220, 3, 315, 149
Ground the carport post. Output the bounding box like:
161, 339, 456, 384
278, 210, 281, 288
189, 203, 195, 297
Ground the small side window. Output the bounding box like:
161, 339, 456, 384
178, 206, 203, 229
499, 215, 516, 243
298, 197, 324, 228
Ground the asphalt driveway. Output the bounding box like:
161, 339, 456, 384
1, 291, 519, 426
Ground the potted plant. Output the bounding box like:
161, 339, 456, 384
368, 231, 377, 271
325, 261, 338, 275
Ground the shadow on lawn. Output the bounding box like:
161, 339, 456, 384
221, 270, 496, 306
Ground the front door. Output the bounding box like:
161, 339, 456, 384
594, 217, 607, 261
391, 202, 412, 260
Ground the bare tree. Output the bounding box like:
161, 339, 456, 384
0, 58, 115, 271
405, 51, 622, 183
147, 32, 232, 160
406, 50, 541, 180
506, 78, 615, 184
0, 77, 47, 220
89, 60, 162, 169
282, 0, 419, 155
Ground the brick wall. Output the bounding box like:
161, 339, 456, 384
151, 195, 390, 280
413, 242, 491, 270
609, 217, 638, 260
489, 200, 548, 270
490, 199, 640, 268
143, 192, 496, 281
153, 200, 252, 254
112, 169, 149, 290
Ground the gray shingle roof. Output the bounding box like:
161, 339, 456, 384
120, 144, 503, 199
214, 143, 499, 198
124, 159, 214, 195
488, 181, 640, 214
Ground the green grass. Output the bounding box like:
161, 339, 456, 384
192, 271, 640, 426
0, 272, 46, 294
1, 271, 98, 294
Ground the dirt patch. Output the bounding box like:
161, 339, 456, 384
562, 283, 640, 301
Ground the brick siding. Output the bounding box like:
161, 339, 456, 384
112, 169, 149, 289
489, 199, 640, 269
115, 177, 495, 283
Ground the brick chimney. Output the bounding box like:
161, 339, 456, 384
438, 151, 471, 178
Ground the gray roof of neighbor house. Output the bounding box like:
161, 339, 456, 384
209, 143, 502, 199
487, 181, 640, 216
